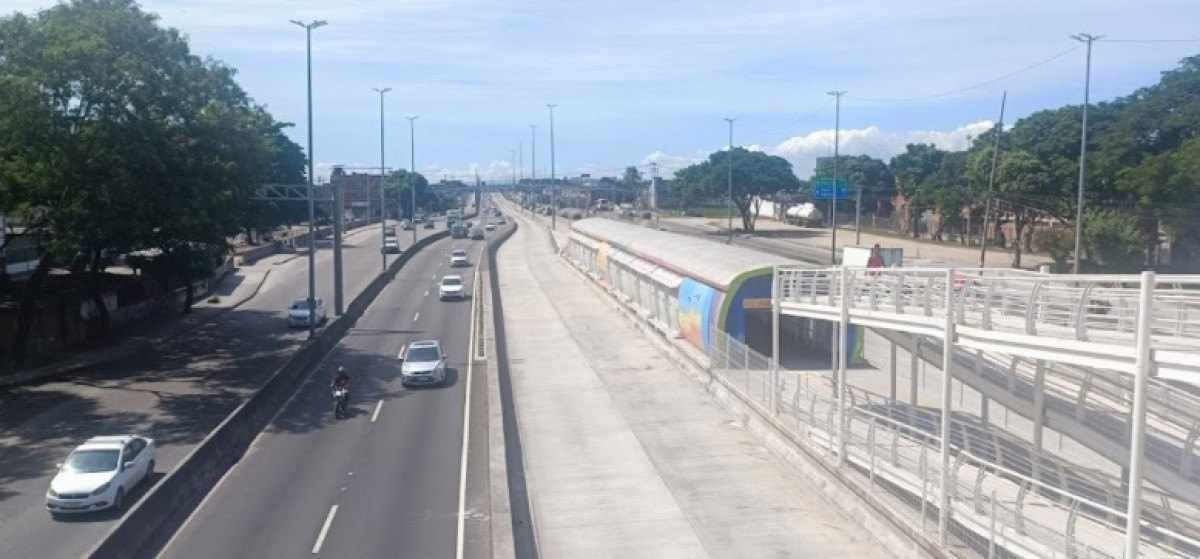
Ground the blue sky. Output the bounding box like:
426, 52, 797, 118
9, 0, 1200, 182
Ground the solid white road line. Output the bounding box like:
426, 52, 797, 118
371, 400, 383, 423
413, 312, 420, 322
312, 505, 338, 554
455, 269, 481, 559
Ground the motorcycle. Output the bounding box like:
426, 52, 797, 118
332, 387, 349, 418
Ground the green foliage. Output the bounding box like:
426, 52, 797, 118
811, 154, 893, 214
1083, 209, 1143, 272
1039, 229, 1075, 272
672, 148, 800, 231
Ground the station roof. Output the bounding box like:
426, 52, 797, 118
571, 218, 807, 290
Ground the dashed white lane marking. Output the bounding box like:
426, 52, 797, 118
312, 505, 338, 554
424, 290, 430, 297
413, 312, 420, 322
371, 400, 383, 423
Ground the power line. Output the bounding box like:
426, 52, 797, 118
846, 46, 1082, 103
1100, 38, 1200, 43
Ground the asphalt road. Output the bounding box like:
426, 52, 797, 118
0, 221, 437, 559
157, 232, 494, 559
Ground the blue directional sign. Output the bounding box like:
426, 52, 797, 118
812, 178, 848, 200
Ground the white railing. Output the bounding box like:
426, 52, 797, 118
777, 267, 1200, 353
699, 324, 1200, 558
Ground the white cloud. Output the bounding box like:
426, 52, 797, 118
770, 121, 994, 177
645, 120, 995, 179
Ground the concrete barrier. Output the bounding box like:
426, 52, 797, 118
84, 230, 451, 559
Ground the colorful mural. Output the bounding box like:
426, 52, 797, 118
678, 278, 720, 351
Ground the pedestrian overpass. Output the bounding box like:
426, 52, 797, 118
774, 266, 1200, 557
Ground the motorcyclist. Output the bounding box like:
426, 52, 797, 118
332, 366, 351, 393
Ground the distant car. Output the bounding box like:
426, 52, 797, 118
399, 339, 447, 386
383, 238, 402, 254
423, 220, 435, 229
384, 226, 396, 238
288, 298, 327, 327
469, 227, 485, 240
401, 220, 414, 231
497, 217, 507, 225
46, 435, 155, 515
485, 223, 497, 232
450, 249, 469, 267
451, 224, 468, 238
439, 274, 466, 300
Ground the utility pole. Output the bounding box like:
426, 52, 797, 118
510, 149, 518, 187
828, 91, 846, 264
290, 18, 326, 338
406, 115, 418, 245
530, 124, 537, 181
548, 103, 558, 230
1071, 33, 1102, 274
373, 87, 391, 276
723, 117, 736, 243
854, 181, 863, 245
518, 140, 524, 183
980, 91, 1007, 268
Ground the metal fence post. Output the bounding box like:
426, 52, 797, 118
837, 268, 850, 467
772, 266, 781, 416
939, 269, 956, 545
1124, 271, 1157, 559
988, 489, 997, 559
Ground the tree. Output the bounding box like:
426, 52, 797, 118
995, 150, 1055, 268
0, 0, 300, 363
673, 148, 800, 231
811, 155, 894, 219
889, 144, 946, 237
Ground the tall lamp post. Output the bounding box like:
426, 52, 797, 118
290, 18, 326, 337
406, 115, 419, 245
530, 124, 537, 181
373, 87, 391, 273
1070, 33, 1101, 274
828, 90, 846, 264
547, 103, 557, 230
723, 117, 736, 243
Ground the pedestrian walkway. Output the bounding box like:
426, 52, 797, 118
665, 216, 1052, 268
497, 209, 888, 558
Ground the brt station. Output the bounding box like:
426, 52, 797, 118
562, 217, 1200, 558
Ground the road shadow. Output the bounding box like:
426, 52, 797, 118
209, 274, 246, 297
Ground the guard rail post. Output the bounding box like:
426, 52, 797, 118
1124, 271, 1156, 558
939, 268, 956, 545
836, 268, 849, 467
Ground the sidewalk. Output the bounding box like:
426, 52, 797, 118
667, 216, 1051, 268
497, 208, 887, 557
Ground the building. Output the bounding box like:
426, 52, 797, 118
328, 166, 382, 220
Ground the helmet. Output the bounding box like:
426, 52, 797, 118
337, 366, 347, 374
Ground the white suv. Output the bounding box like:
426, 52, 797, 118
449, 249, 469, 267
46, 435, 156, 516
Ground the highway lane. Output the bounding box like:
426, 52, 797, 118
0, 220, 438, 559
159, 233, 493, 559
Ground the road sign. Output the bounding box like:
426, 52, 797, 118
812, 178, 848, 200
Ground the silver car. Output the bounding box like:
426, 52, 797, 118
46, 435, 155, 515
399, 339, 447, 387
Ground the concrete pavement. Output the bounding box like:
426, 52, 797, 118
499, 206, 889, 557
0, 221, 433, 559
158, 232, 495, 559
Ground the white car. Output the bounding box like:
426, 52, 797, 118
383, 238, 402, 254
288, 297, 327, 327
439, 275, 466, 300
449, 249, 469, 267
399, 339, 447, 386
485, 223, 497, 231
46, 435, 155, 515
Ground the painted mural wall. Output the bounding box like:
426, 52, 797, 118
677, 278, 722, 352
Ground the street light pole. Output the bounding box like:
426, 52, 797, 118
510, 149, 518, 187
548, 103, 557, 230
373, 87, 391, 274
530, 124, 537, 181
1071, 33, 1101, 274
828, 90, 846, 264
406, 115, 418, 245
290, 18, 326, 338
723, 117, 735, 244
979, 91, 1007, 268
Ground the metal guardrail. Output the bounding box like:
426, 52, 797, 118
702, 325, 1200, 558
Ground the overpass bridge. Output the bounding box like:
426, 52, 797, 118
552, 214, 1200, 558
